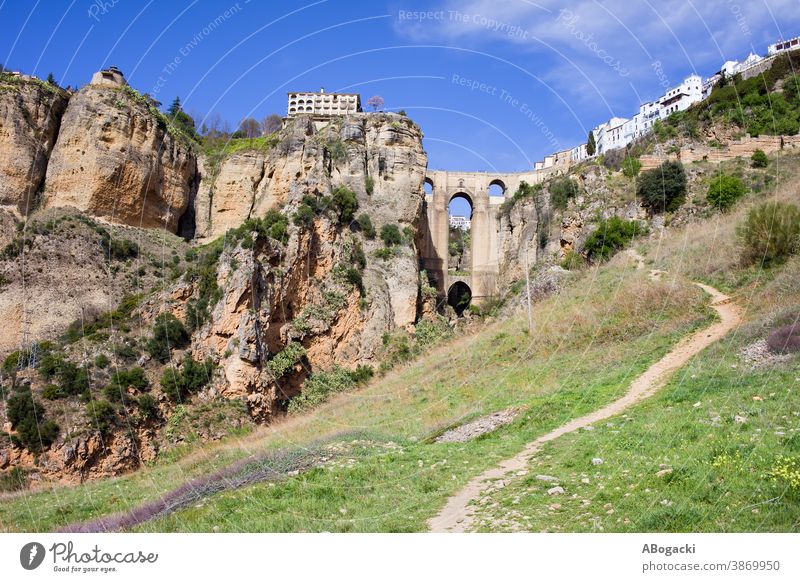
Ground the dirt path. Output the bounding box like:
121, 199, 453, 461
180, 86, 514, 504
428, 278, 742, 532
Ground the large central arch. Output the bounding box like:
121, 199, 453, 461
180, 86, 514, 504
419, 168, 557, 305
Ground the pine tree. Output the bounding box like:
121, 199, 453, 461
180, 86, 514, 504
587, 131, 596, 156
168, 97, 182, 118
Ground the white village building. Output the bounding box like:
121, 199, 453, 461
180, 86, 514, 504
449, 215, 471, 231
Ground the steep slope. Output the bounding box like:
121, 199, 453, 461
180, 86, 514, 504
0, 74, 69, 214
42, 84, 197, 232
0, 113, 430, 483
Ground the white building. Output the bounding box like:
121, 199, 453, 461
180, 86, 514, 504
593, 117, 628, 154
449, 216, 471, 231
287, 89, 361, 117
592, 74, 703, 155
768, 36, 800, 56
658, 74, 703, 117
569, 143, 588, 163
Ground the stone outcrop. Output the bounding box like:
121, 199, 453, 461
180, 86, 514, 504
195, 114, 425, 242
42, 84, 197, 232
187, 114, 427, 420
0, 76, 69, 213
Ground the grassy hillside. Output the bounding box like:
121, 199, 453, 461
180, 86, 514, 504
1, 149, 798, 534
0, 250, 712, 531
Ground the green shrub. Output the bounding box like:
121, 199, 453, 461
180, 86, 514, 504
41, 385, 63, 400
738, 202, 800, 266
751, 149, 769, 168
94, 354, 110, 369
345, 268, 364, 296
42, 360, 90, 397
7, 390, 59, 452
136, 394, 159, 420
380, 224, 403, 247
160, 355, 215, 401
288, 366, 372, 413
86, 399, 117, 435
583, 217, 646, 261
260, 210, 289, 243
374, 247, 395, 261
267, 343, 306, 378
357, 213, 376, 239
622, 157, 642, 178
330, 186, 359, 224
101, 236, 139, 261
146, 312, 189, 362
365, 175, 375, 195
706, 173, 747, 210
293, 203, 315, 227
550, 177, 579, 210
561, 250, 585, 270
113, 342, 137, 360
109, 367, 148, 394
636, 161, 687, 214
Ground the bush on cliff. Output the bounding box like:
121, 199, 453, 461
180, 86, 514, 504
583, 217, 646, 262
706, 173, 747, 211
636, 161, 687, 214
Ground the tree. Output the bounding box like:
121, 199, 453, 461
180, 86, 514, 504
366, 95, 385, 112
166, 97, 197, 139
706, 173, 747, 210
160, 354, 214, 401
146, 312, 189, 362
168, 97, 182, 117
751, 149, 769, 168
238, 118, 262, 138
636, 161, 687, 214
262, 113, 282, 135
46, 73, 56, 85
586, 130, 596, 156
330, 185, 359, 224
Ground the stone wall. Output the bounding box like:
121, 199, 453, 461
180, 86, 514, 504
640, 135, 800, 170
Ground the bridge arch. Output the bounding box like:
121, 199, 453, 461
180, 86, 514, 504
424, 176, 435, 194
488, 179, 506, 197
447, 281, 472, 316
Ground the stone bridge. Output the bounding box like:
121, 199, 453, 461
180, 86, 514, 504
419, 166, 563, 311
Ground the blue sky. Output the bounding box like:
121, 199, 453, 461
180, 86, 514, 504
2, 0, 799, 179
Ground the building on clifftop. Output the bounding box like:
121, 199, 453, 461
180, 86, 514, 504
90, 66, 127, 87
287, 88, 361, 118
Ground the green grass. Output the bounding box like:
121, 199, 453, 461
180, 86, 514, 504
471, 341, 799, 532
0, 255, 713, 532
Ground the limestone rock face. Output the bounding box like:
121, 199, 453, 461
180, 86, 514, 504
190, 114, 427, 419
497, 197, 539, 288
195, 114, 426, 241
0, 78, 69, 213
42, 85, 196, 232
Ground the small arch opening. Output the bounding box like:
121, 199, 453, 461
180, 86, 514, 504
447, 282, 472, 316
423, 177, 434, 195
448, 192, 473, 223
488, 179, 506, 197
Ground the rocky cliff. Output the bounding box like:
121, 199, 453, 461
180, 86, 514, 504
0, 112, 429, 483
0, 75, 69, 213
41, 84, 196, 232
183, 113, 428, 420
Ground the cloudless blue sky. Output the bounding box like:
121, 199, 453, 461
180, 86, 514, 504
2, 0, 799, 183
